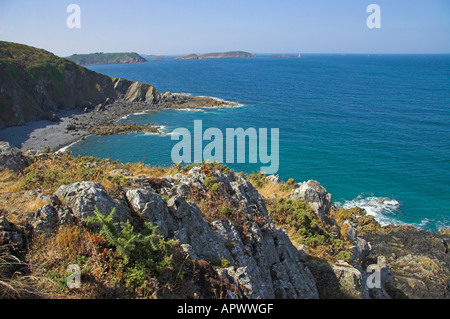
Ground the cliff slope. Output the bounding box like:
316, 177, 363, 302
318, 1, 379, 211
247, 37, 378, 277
0, 42, 159, 129
0, 146, 447, 299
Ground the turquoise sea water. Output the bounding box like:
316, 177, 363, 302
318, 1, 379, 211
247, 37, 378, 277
69, 55, 450, 231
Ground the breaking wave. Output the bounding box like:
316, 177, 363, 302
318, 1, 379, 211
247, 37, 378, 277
336, 195, 403, 227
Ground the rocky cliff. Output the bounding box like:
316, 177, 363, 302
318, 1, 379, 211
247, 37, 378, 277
0, 144, 448, 299
0, 41, 159, 129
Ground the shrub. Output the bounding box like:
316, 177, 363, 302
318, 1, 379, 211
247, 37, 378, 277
280, 178, 296, 192
204, 176, 222, 194
248, 171, 268, 188
209, 258, 232, 268
267, 198, 353, 259
335, 250, 352, 263
220, 206, 233, 218
87, 208, 175, 296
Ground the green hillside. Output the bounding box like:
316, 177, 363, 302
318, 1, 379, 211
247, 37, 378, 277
66, 52, 147, 65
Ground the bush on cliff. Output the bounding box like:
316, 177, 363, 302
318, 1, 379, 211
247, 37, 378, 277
267, 198, 352, 260
86, 209, 175, 296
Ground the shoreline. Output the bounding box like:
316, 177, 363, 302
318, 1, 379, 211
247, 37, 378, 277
0, 94, 240, 153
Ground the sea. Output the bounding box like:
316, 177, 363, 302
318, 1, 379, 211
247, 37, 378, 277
69, 54, 450, 232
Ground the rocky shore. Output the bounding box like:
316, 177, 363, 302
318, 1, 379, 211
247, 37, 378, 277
0, 40, 240, 152
0, 93, 238, 153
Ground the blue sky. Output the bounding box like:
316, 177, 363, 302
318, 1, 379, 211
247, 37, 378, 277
0, 0, 449, 56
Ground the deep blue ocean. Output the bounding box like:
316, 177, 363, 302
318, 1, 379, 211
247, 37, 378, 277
69, 55, 450, 232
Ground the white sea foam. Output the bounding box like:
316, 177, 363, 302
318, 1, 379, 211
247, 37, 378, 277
336, 195, 403, 227
337, 195, 447, 231
172, 92, 192, 97
56, 138, 86, 153
119, 111, 149, 120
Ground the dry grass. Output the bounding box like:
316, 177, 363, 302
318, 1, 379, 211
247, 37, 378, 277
23, 199, 47, 213
0, 194, 47, 225
0, 245, 48, 299
29, 225, 97, 269
27, 225, 114, 298
124, 162, 178, 178
255, 181, 291, 200
0, 170, 21, 194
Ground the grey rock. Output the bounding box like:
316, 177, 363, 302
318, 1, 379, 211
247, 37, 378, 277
126, 188, 173, 237
0, 141, 29, 171
0, 216, 23, 246
266, 174, 281, 184
307, 259, 367, 299
36, 193, 62, 206
289, 180, 333, 220
54, 181, 130, 221
159, 171, 319, 299
30, 204, 59, 235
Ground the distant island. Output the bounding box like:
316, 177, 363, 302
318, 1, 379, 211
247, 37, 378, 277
174, 51, 255, 60
65, 52, 147, 66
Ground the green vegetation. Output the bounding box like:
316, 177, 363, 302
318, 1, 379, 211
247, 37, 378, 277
248, 171, 268, 188
209, 258, 232, 268
280, 178, 296, 192
86, 209, 175, 296
65, 52, 147, 65
0, 41, 77, 85
332, 207, 380, 236
267, 198, 352, 260
90, 123, 159, 136
204, 176, 222, 194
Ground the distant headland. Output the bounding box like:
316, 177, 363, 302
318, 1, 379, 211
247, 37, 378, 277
65, 52, 147, 66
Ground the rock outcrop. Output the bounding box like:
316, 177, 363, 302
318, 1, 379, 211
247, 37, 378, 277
0, 141, 30, 171
361, 225, 450, 299
54, 181, 130, 222
2, 145, 448, 299
24, 163, 319, 299
124, 167, 319, 299
289, 180, 333, 220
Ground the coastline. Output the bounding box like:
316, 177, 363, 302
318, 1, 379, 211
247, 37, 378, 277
0, 94, 240, 153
